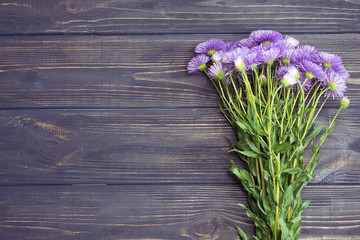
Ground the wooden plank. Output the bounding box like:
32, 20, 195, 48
0, 108, 358, 185
0, 0, 359, 34
0, 184, 358, 239
0, 34, 359, 109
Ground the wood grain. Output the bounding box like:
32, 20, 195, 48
0, 0, 359, 34
0, 108, 358, 185
0, 34, 358, 109
0, 184, 358, 240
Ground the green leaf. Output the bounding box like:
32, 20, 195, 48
235, 141, 252, 152
279, 132, 290, 143
238, 203, 247, 209
304, 124, 324, 147
236, 226, 250, 240
229, 149, 258, 158
298, 200, 310, 215
303, 106, 314, 115
279, 216, 290, 239
311, 139, 317, 153
245, 138, 263, 155
230, 161, 253, 183
273, 142, 291, 154
248, 158, 257, 177
256, 198, 268, 216
236, 120, 254, 135
295, 143, 305, 159
282, 167, 302, 175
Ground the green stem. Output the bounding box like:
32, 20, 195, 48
259, 157, 266, 197
274, 154, 281, 240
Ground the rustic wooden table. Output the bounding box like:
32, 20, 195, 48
0, 1, 359, 239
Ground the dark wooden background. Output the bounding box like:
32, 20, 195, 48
0, 1, 359, 239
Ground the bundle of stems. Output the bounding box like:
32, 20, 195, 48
187, 30, 350, 240
208, 64, 345, 239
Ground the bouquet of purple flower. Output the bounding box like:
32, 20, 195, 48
187, 30, 350, 240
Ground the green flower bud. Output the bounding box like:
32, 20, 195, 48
305, 71, 315, 79
323, 62, 331, 68
235, 56, 246, 72
206, 49, 216, 56
259, 74, 267, 86
198, 63, 207, 71
327, 81, 337, 91
217, 71, 225, 81
280, 78, 290, 87
282, 58, 290, 65
339, 97, 350, 109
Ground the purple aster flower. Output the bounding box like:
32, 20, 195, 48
273, 40, 295, 52
187, 54, 210, 75
223, 41, 238, 51
222, 48, 247, 63
195, 39, 226, 56
284, 35, 300, 47
295, 45, 318, 61
280, 72, 298, 87
277, 65, 300, 87
234, 37, 258, 48
208, 62, 227, 81
315, 51, 343, 69
260, 48, 280, 64
287, 66, 300, 79
222, 47, 249, 72
243, 50, 260, 70
249, 30, 283, 45
211, 50, 224, 63
323, 71, 347, 99
280, 49, 298, 65
329, 63, 350, 80
297, 59, 326, 80
276, 65, 290, 80
255, 43, 274, 51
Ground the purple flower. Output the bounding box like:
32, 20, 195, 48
277, 65, 300, 87
323, 71, 347, 99
195, 39, 226, 56
255, 43, 274, 51
297, 59, 326, 80
280, 72, 297, 87
243, 50, 260, 70
288, 66, 300, 79
280, 49, 298, 65
284, 35, 300, 47
222, 47, 249, 72
235, 37, 258, 48
187, 54, 210, 75
249, 30, 283, 45
211, 50, 224, 63
315, 51, 342, 69
276, 65, 290, 80
260, 48, 280, 64
208, 62, 227, 81
223, 41, 238, 51
329, 63, 350, 80
295, 45, 318, 61
273, 40, 295, 52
